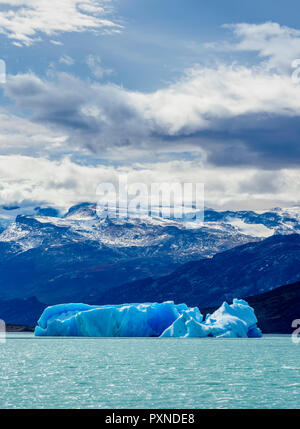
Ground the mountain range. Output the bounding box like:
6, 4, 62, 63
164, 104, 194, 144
0, 202, 264, 303
96, 233, 300, 308
1, 281, 299, 334
0, 202, 299, 331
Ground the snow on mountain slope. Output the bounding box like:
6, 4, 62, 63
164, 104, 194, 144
0, 202, 299, 304
226, 218, 274, 238
0, 202, 259, 259
1, 202, 300, 241
0, 203, 255, 303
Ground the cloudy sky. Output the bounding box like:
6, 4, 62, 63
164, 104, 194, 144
0, 0, 300, 211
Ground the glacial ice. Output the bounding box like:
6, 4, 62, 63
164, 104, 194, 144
35, 299, 262, 338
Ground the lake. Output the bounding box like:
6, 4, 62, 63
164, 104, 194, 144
0, 334, 299, 409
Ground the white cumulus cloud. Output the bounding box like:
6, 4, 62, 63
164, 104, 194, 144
0, 155, 299, 210
209, 22, 300, 72
0, 0, 122, 46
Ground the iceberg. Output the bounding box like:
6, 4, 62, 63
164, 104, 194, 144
35, 299, 262, 338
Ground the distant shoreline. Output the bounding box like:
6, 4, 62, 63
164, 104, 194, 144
4, 325, 291, 335
6, 324, 34, 332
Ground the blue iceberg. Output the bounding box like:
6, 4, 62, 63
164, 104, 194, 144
35, 299, 262, 338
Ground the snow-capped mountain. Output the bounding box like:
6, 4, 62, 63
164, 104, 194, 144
1, 201, 300, 238
0, 202, 299, 304
0, 202, 257, 303
204, 207, 300, 236
0, 205, 59, 232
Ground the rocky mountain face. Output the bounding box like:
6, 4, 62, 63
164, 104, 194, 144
0, 297, 46, 327
0, 202, 299, 308
0, 202, 261, 303
95, 234, 300, 308
200, 281, 300, 334
1, 281, 299, 334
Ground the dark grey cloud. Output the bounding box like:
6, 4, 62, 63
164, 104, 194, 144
174, 114, 300, 169
5, 70, 300, 168
5, 73, 149, 155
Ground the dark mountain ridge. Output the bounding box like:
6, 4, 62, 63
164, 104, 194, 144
1, 281, 299, 334
0, 204, 259, 303
201, 281, 300, 334
95, 234, 300, 308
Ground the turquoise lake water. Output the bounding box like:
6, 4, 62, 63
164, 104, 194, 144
0, 334, 299, 409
